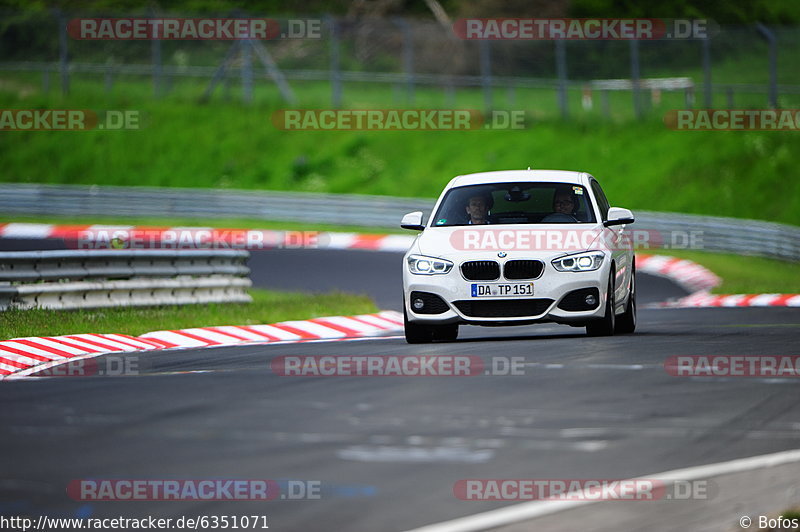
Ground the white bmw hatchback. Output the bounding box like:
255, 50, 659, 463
401, 169, 636, 343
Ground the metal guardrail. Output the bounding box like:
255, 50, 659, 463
0, 184, 797, 262
0, 249, 252, 310
633, 211, 800, 262
0, 183, 430, 228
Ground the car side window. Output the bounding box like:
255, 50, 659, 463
590, 180, 611, 222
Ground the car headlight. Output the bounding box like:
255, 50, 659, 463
551, 251, 605, 272
407, 254, 454, 275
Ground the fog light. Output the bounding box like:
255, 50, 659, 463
585, 294, 597, 307
413, 298, 425, 310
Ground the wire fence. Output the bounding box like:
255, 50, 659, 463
1, 10, 799, 118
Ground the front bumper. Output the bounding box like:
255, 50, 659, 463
403, 259, 610, 326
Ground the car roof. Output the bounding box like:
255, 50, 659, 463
447, 169, 591, 188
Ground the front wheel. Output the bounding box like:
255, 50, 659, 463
586, 272, 616, 337
431, 323, 458, 342
615, 266, 636, 334
404, 308, 433, 344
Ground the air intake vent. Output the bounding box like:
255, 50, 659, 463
453, 299, 553, 318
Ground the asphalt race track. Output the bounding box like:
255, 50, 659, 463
1, 244, 799, 531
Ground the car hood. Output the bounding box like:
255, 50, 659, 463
415, 223, 610, 260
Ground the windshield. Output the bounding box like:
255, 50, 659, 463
431, 182, 597, 226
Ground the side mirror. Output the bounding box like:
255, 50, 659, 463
401, 211, 425, 231
604, 207, 634, 227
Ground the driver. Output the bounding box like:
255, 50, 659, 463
465, 193, 492, 224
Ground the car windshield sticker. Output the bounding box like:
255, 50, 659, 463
437, 219, 447, 225
573, 186, 583, 194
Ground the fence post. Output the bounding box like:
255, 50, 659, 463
241, 40, 253, 104
630, 39, 641, 119
702, 36, 712, 108
507, 84, 515, 107
56, 9, 69, 96
756, 23, 778, 108
554, 40, 568, 118
601, 89, 610, 118
479, 40, 492, 112
444, 79, 455, 107
394, 17, 415, 105
151, 9, 162, 98
327, 16, 342, 108
104, 66, 113, 94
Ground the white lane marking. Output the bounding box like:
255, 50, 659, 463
87, 224, 135, 231
322, 232, 358, 249
524, 363, 648, 371
0, 223, 55, 238
379, 235, 416, 252
338, 445, 495, 464
403, 447, 800, 532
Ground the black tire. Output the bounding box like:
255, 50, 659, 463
431, 323, 458, 342
586, 272, 616, 337
615, 265, 636, 334
404, 307, 433, 344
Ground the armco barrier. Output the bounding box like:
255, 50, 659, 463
0, 184, 797, 261
0, 249, 251, 310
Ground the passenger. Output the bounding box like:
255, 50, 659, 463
552, 190, 578, 216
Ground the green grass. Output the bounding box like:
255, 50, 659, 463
0, 288, 379, 340
1, 74, 800, 226
652, 250, 800, 294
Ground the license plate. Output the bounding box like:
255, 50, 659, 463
471, 283, 534, 297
